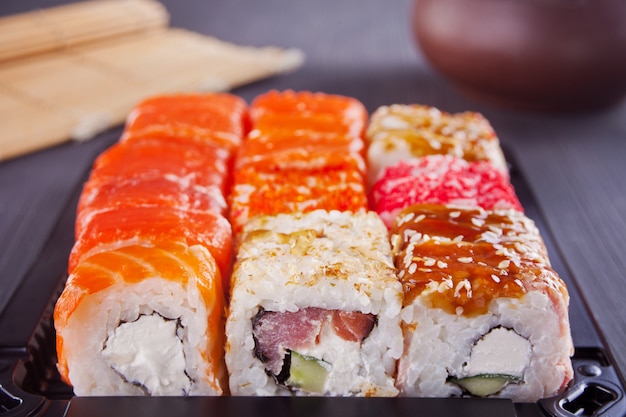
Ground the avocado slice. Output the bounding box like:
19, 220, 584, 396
451, 374, 522, 397
285, 351, 329, 394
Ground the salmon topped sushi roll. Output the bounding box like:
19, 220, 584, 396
55, 92, 248, 397
391, 204, 574, 402
77, 174, 227, 224
365, 104, 508, 186
69, 206, 233, 284
226, 210, 403, 397
88, 136, 231, 196
124, 92, 249, 147
370, 155, 522, 228
55, 242, 227, 396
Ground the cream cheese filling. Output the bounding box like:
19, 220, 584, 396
102, 314, 190, 395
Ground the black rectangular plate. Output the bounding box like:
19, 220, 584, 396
0, 147, 624, 417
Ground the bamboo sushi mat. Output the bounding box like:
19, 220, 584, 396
0, 0, 304, 161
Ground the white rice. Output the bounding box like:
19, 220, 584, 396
225, 209, 403, 396
56, 244, 226, 396
396, 291, 574, 402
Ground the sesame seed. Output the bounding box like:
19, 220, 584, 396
491, 274, 501, 283
498, 260, 511, 269
449, 211, 461, 218
458, 257, 473, 263
454, 279, 472, 298
471, 217, 486, 227
423, 258, 436, 267
399, 212, 415, 226
437, 260, 448, 268
408, 263, 417, 274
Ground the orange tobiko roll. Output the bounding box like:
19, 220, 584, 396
229, 166, 367, 236
55, 242, 227, 396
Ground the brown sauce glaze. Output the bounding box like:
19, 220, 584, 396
391, 204, 561, 316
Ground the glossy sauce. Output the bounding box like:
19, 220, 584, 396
366, 104, 498, 161
391, 204, 557, 316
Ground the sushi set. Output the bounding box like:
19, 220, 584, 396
0, 90, 625, 416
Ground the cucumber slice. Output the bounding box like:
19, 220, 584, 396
285, 351, 329, 394
451, 374, 521, 397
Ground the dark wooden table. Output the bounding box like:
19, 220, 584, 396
1, 0, 625, 393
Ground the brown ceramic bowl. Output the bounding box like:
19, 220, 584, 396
412, 0, 626, 112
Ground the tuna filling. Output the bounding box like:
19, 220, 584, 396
252, 307, 376, 393
102, 313, 191, 395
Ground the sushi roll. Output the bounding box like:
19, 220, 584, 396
229, 165, 367, 236
85, 135, 231, 199
77, 173, 227, 223
229, 90, 369, 236
369, 155, 522, 228
56, 92, 246, 397
69, 205, 233, 286
123, 92, 249, 151
234, 130, 365, 172
225, 210, 403, 396
365, 104, 508, 186
54, 242, 227, 396
249, 89, 368, 138
391, 204, 574, 402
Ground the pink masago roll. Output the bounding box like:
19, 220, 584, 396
369, 155, 522, 229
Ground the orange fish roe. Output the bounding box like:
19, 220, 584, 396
230, 90, 370, 237
230, 166, 367, 235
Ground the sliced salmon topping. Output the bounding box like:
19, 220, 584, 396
127, 93, 249, 138
77, 175, 227, 235
121, 127, 242, 154
252, 113, 364, 138
249, 90, 367, 138
69, 206, 233, 282
250, 90, 367, 126
89, 139, 230, 193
